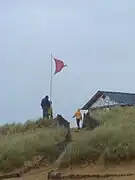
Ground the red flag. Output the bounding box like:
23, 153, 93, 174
52, 56, 67, 75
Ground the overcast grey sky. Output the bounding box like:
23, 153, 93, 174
0, 0, 134, 126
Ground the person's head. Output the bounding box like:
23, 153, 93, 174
45, 95, 49, 99
77, 108, 80, 112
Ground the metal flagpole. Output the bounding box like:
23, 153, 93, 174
49, 54, 53, 119
49, 54, 53, 101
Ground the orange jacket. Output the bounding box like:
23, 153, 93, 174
73, 110, 82, 120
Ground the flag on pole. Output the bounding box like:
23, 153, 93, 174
52, 56, 67, 75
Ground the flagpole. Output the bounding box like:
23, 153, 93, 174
50, 54, 53, 101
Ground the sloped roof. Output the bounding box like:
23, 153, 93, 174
81, 90, 135, 110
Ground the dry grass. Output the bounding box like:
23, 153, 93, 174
57, 107, 135, 168
0, 118, 54, 136
0, 119, 67, 172
1, 107, 135, 173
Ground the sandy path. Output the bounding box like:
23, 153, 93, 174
4, 163, 135, 180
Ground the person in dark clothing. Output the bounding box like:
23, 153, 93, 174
41, 95, 50, 119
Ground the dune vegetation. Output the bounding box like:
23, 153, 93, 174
0, 107, 135, 172
0, 119, 67, 172
56, 107, 135, 168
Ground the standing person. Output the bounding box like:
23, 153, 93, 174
73, 109, 82, 130
48, 101, 53, 119
41, 95, 50, 119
